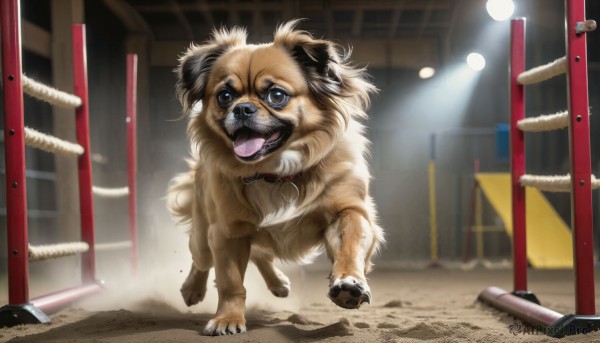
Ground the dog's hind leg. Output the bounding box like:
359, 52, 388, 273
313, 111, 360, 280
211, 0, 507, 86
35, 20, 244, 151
181, 226, 213, 305
181, 264, 210, 306
181, 176, 213, 307
251, 249, 290, 298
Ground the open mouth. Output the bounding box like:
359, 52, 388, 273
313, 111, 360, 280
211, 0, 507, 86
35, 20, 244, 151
232, 127, 290, 160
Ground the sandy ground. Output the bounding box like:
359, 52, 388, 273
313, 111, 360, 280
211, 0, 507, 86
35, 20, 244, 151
2, 263, 600, 342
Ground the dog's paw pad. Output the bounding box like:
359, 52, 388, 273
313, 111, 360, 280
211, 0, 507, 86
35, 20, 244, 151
328, 276, 371, 309
203, 318, 247, 336
270, 284, 290, 298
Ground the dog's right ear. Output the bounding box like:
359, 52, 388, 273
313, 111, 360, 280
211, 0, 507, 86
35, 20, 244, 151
176, 27, 247, 112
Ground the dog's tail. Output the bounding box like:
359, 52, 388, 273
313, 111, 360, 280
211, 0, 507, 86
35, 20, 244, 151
166, 167, 195, 225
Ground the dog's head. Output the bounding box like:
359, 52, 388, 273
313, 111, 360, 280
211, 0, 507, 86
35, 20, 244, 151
176, 20, 375, 176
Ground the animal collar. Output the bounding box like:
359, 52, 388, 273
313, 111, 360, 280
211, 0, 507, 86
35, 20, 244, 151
242, 173, 300, 184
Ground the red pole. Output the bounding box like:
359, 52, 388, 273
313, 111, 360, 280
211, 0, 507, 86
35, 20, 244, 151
565, 0, 595, 316
510, 18, 527, 292
72, 24, 96, 284
126, 54, 138, 274
1, 0, 30, 305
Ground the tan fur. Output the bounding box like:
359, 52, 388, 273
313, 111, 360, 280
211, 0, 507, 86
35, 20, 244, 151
167, 20, 384, 335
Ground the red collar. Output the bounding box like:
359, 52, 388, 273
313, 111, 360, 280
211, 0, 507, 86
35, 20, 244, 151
242, 173, 299, 184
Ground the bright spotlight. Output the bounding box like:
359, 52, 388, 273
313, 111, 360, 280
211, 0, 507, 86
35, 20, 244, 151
419, 67, 435, 79
466, 53, 486, 71
486, 0, 515, 21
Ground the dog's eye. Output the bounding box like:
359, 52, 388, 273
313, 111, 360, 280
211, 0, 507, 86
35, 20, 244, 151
216, 90, 235, 108
266, 88, 289, 108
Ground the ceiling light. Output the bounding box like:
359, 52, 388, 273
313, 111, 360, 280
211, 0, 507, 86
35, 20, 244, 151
419, 67, 435, 79
486, 0, 515, 21
466, 53, 486, 71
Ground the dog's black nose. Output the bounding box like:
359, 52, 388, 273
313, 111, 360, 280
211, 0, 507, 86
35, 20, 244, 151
233, 102, 258, 120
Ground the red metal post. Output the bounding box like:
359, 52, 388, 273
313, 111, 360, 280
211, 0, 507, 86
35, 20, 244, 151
72, 24, 96, 284
565, 0, 595, 316
510, 18, 527, 292
1, 0, 30, 305
126, 54, 138, 274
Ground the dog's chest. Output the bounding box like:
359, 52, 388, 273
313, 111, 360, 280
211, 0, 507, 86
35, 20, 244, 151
244, 181, 305, 228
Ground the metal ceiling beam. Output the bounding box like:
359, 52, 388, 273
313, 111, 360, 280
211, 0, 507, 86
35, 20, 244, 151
228, 0, 240, 26
388, 8, 403, 39
352, 9, 363, 37
167, 0, 194, 40
418, 1, 434, 37
134, 0, 449, 12
253, 0, 264, 39
151, 37, 439, 68
194, 0, 215, 30
103, 0, 153, 37
324, 0, 334, 38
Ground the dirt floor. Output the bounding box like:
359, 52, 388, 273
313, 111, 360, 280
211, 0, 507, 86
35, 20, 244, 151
2, 263, 600, 342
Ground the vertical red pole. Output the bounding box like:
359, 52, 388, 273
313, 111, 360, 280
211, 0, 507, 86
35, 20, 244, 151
72, 24, 96, 284
565, 0, 595, 316
510, 18, 527, 292
126, 54, 138, 274
1, 0, 30, 305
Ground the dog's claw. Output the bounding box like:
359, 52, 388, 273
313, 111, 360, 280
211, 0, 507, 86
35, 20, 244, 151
203, 318, 246, 336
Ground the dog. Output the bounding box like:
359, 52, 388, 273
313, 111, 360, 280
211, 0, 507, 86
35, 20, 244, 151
166, 20, 384, 335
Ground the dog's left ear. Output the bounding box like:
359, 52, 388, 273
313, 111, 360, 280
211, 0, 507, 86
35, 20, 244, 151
274, 20, 376, 115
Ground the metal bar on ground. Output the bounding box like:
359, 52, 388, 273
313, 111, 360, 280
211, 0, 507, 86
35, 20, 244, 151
510, 18, 527, 293
565, 0, 595, 316
126, 53, 138, 274
479, 287, 563, 327
1, 0, 30, 306
72, 24, 97, 285
31, 283, 103, 314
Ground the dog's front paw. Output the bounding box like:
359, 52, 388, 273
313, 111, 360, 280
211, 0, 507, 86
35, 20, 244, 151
328, 275, 371, 309
203, 316, 247, 336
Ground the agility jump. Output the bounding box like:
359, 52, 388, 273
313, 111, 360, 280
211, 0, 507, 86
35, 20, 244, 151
478, 0, 600, 337
0, 0, 137, 326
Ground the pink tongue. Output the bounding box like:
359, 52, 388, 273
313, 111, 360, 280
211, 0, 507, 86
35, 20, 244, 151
234, 131, 266, 157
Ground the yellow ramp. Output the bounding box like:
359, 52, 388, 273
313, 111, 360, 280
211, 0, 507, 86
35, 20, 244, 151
475, 173, 573, 269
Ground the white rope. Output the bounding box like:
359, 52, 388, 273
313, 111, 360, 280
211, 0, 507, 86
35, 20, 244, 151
29, 242, 89, 262
517, 110, 569, 132
520, 174, 600, 192
22, 74, 82, 109
92, 186, 129, 198
24, 127, 84, 156
95, 240, 132, 252
517, 56, 567, 85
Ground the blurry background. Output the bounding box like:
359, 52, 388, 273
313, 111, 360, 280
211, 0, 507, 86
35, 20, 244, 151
1, 0, 600, 295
